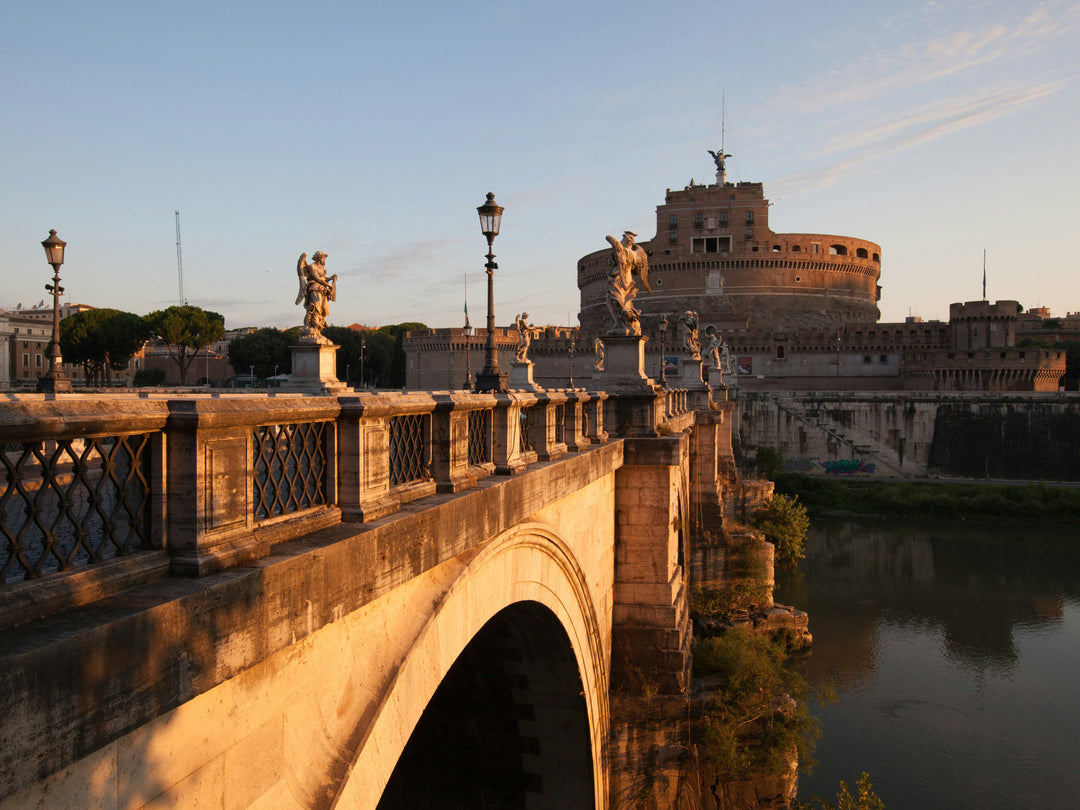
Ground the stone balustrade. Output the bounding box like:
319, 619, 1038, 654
0, 387, 693, 627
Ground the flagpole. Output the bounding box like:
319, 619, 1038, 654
464, 272, 472, 389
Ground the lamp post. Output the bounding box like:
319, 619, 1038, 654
474, 192, 507, 393
37, 230, 72, 393
658, 314, 669, 387
360, 337, 366, 390
568, 333, 575, 388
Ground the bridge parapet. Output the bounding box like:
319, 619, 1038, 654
0, 389, 617, 627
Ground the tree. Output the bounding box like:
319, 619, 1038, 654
58, 308, 151, 386
751, 493, 810, 565
143, 305, 225, 385
323, 326, 394, 387
377, 322, 427, 388
227, 328, 292, 379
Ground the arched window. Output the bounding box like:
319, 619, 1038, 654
829, 244, 848, 256
772, 244, 782, 252
791, 245, 801, 253
856, 247, 868, 259
872, 252, 880, 262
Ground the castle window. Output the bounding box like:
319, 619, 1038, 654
772, 245, 782, 252
745, 211, 754, 225
776, 345, 786, 359
694, 213, 703, 228
692, 236, 731, 254
863, 355, 872, 364
880, 354, 888, 363
873, 253, 880, 262
792, 245, 801, 253
669, 231, 678, 243
719, 212, 729, 226
669, 214, 677, 229
745, 228, 754, 239
812, 243, 820, 253
829, 244, 848, 256
856, 247, 869, 258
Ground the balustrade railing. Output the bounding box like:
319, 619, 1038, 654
253, 421, 330, 520
0, 387, 635, 612
1, 434, 157, 584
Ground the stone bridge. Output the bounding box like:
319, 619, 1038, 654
0, 384, 749, 809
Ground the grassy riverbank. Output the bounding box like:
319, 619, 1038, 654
773, 474, 1080, 523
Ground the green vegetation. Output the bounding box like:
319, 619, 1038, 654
58, 308, 151, 386
774, 474, 1080, 523
693, 628, 819, 779
690, 580, 770, 624
793, 773, 885, 810
756, 446, 784, 479
227, 327, 296, 379
132, 368, 166, 387
143, 305, 226, 385
751, 493, 810, 565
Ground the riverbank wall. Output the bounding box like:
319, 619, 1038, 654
737, 391, 1080, 481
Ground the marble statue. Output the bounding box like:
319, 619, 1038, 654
604, 231, 650, 335
681, 310, 701, 360
594, 338, 605, 372
296, 251, 337, 343
705, 326, 724, 382
514, 312, 536, 363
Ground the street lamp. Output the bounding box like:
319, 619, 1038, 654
360, 337, 366, 390
659, 314, 669, 387
37, 229, 72, 393
474, 192, 507, 392
568, 333, 575, 388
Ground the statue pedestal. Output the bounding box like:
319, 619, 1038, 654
594, 334, 655, 391
707, 366, 730, 399
282, 343, 348, 393
510, 361, 542, 391
681, 357, 708, 389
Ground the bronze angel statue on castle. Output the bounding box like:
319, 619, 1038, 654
296, 251, 337, 343
604, 231, 650, 336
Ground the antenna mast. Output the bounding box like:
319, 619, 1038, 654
982, 249, 987, 301
175, 210, 185, 305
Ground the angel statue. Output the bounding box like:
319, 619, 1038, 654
604, 231, 650, 335
705, 326, 724, 382
514, 312, 536, 363
680, 310, 701, 360
295, 251, 337, 343
594, 338, 605, 372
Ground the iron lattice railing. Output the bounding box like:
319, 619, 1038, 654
555, 404, 566, 445
253, 422, 328, 520
390, 414, 431, 486
519, 409, 533, 453
468, 409, 492, 466
1, 435, 155, 585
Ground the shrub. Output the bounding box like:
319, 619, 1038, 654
751, 493, 810, 565
757, 446, 784, 479
133, 368, 167, 387
694, 628, 818, 778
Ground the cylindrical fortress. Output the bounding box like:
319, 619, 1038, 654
578, 178, 882, 336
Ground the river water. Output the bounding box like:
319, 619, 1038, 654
774, 518, 1080, 809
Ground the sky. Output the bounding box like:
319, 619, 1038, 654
3, 0, 1078, 331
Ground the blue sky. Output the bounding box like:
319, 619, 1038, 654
3, 0, 1078, 330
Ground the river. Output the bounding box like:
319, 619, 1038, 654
774, 518, 1080, 809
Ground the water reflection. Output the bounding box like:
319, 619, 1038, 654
777, 518, 1080, 809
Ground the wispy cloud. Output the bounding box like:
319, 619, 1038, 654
769, 1, 1079, 115
352, 235, 468, 282
769, 75, 1071, 198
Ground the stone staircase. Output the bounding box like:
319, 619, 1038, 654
770, 394, 909, 477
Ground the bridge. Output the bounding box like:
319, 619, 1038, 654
0, 383, 752, 809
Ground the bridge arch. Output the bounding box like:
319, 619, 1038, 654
332, 521, 611, 809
